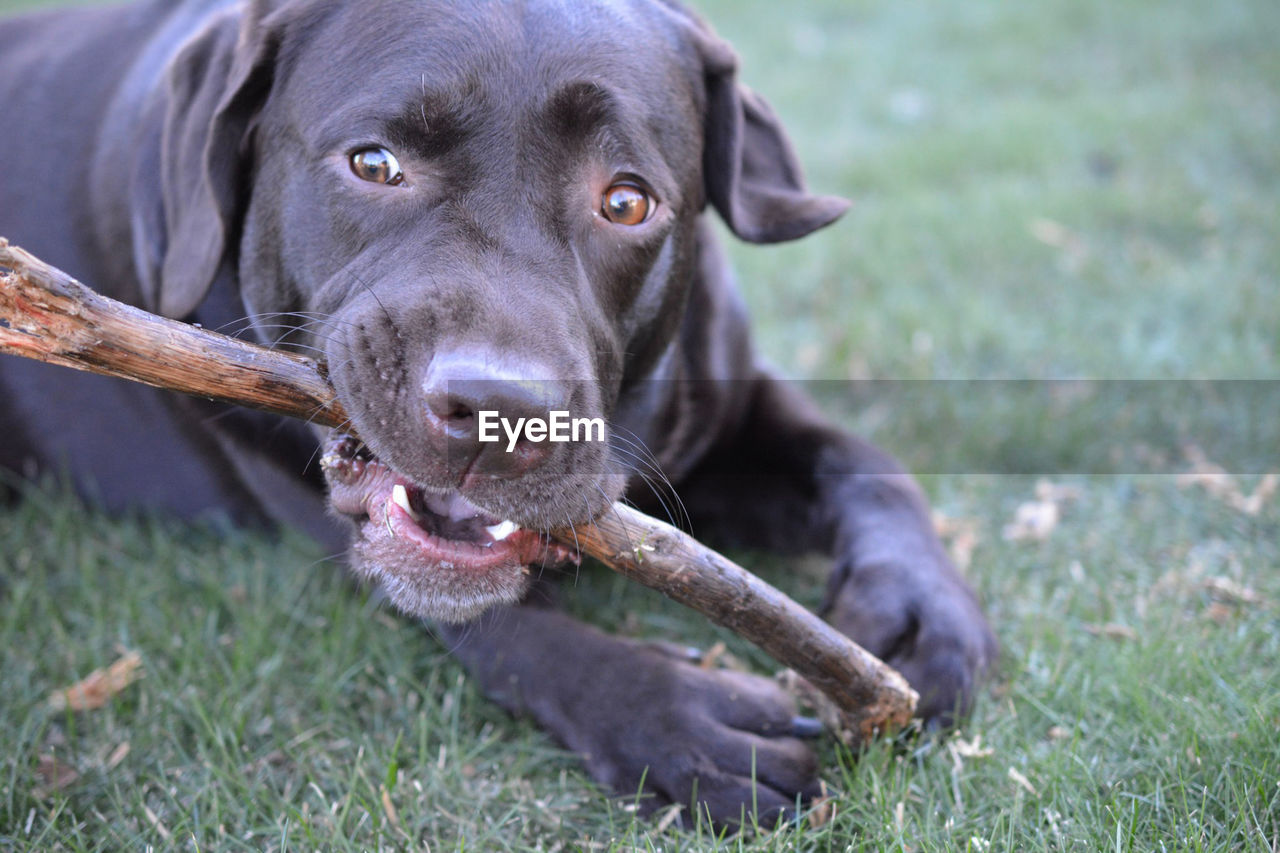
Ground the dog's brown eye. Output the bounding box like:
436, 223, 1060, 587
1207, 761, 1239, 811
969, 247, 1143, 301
349, 147, 404, 185
602, 183, 651, 226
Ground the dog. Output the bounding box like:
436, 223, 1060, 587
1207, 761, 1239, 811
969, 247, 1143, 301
0, 0, 996, 825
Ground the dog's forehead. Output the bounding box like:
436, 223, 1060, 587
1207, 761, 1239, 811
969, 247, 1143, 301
282, 0, 697, 108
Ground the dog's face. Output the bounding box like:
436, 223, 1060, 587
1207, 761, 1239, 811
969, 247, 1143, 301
146, 0, 846, 622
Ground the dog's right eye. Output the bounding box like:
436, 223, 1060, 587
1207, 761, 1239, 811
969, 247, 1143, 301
601, 183, 652, 226
349, 147, 404, 186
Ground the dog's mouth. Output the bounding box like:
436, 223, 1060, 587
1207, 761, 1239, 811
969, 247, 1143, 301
320, 434, 578, 623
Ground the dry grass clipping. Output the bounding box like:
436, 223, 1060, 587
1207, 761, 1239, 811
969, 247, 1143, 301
47, 650, 143, 712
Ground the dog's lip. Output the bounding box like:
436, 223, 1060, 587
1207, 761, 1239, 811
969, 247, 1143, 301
320, 433, 578, 572
379, 493, 565, 569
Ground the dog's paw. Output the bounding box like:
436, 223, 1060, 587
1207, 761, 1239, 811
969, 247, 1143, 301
825, 558, 997, 727
545, 641, 821, 828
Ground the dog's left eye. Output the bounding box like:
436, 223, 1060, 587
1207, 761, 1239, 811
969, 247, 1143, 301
601, 183, 652, 226
349, 147, 404, 186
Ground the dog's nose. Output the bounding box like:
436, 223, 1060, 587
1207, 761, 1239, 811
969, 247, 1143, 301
421, 354, 562, 481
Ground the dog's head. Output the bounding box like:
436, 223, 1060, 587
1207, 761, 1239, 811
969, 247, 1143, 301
138, 0, 847, 621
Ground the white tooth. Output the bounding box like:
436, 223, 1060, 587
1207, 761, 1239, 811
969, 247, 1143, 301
391, 484, 418, 519
485, 520, 520, 541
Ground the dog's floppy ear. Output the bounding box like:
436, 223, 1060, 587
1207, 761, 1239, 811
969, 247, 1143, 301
695, 28, 850, 244
138, 7, 278, 318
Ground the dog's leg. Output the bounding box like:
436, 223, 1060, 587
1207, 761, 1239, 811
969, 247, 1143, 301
435, 585, 821, 827
673, 375, 998, 726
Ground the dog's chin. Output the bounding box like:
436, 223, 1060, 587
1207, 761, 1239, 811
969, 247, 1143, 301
320, 434, 579, 624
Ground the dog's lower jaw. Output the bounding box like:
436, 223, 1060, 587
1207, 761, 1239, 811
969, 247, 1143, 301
348, 517, 533, 623
322, 434, 578, 623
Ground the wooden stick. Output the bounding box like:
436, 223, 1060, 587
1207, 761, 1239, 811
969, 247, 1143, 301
571, 504, 918, 741
0, 240, 351, 430
1, 237, 917, 742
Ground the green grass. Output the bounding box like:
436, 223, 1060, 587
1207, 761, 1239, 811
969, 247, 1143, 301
2, 0, 1278, 849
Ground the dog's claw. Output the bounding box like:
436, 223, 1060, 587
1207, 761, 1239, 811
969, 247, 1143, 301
789, 716, 825, 739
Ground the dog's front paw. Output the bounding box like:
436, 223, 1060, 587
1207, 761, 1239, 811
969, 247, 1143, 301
544, 641, 821, 827
825, 558, 997, 726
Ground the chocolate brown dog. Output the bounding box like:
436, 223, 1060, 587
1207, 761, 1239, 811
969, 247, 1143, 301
0, 0, 995, 825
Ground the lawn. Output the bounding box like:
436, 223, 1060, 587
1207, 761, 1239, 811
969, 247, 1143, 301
2, 0, 1278, 850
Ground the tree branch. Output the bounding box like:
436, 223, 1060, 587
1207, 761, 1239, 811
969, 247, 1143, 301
1, 236, 917, 742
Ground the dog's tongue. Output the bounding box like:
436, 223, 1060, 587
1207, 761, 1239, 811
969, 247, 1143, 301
420, 490, 484, 519
414, 489, 501, 542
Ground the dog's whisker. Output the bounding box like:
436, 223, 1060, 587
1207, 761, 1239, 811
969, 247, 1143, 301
302, 549, 352, 572
560, 509, 582, 562
605, 443, 689, 534
593, 482, 639, 560
558, 511, 583, 587
210, 313, 345, 343
607, 450, 681, 531
606, 444, 669, 501
608, 430, 682, 494
209, 313, 351, 359
608, 426, 690, 531
216, 328, 331, 357
228, 309, 354, 331
347, 271, 401, 340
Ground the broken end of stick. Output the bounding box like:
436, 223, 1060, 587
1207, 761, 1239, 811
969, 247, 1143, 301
778, 669, 919, 747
